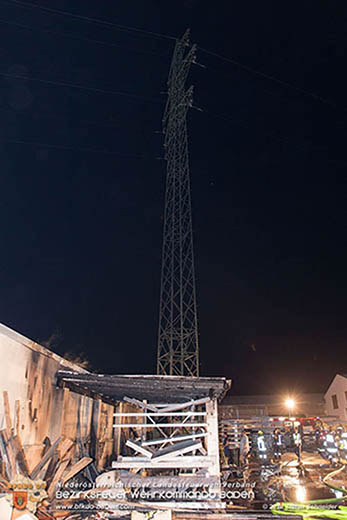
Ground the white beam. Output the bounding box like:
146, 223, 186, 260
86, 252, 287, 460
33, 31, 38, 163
142, 432, 207, 446
123, 396, 159, 412
159, 398, 211, 413
125, 440, 153, 458
152, 441, 202, 461
113, 423, 207, 428
111, 456, 212, 469
113, 412, 206, 417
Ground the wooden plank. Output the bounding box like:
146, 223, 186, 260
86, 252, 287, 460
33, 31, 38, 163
62, 457, 93, 484
57, 438, 74, 460
113, 423, 207, 428
60, 387, 70, 436
10, 435, 29, 476
98, 402, 115, 469
42, 453, 59, 484
15, 400, 20, 436
114, 401, 122, 457
152, 440, 203, 461
47, 458, 71, 499
0, 429, 17, 480
0, 429, 13, 480
142, 432, 207, 446
3, 391, 12, 435
30, 436, 61, 479
126, 439, 153, 458
123, 396, 159, 413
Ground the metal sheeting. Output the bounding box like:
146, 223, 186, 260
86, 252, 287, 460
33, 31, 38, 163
56, 372, 231, 404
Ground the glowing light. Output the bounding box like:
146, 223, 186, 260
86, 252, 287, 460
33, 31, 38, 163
285, 398, 295, 410
295, 486, 306, 503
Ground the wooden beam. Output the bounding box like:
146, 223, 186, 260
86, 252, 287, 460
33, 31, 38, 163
30, 437, 61, 479
62, 457, 93, 484
114, 401, 122, 457
0, 429, 15, 479
57, 438, 74, 461
11, 435, 29, 476
15, 400, 20, 437
47, 458, 71, 499
3, 391, 12, 435
60, 387, 70, 436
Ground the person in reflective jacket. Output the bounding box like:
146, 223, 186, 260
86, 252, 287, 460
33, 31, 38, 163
337, 431, 347, 462
324, 428, 338, 463
257, 430, 267, 462
272, 428, 283, 462
293, 427, 302, 462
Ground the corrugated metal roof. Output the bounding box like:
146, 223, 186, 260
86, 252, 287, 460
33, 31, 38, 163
56, 371, 232, 403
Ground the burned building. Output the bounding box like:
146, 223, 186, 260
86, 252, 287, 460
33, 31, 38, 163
0, 322, 231, 513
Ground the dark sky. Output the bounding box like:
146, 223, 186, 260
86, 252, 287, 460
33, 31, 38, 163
1, 0, 347, 395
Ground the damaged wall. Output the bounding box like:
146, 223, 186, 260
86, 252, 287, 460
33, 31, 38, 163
0, 322, 114, 472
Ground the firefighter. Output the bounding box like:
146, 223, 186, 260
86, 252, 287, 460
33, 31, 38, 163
239, 429, 250, 467
222, 434, 231, 465
314, 425, 324, 449
272, 428, 283, 462
324, 428, 338, 464
293, 427, 302, 462
257, 430, 267, 462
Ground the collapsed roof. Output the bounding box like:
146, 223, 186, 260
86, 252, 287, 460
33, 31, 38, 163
56, 372, 231, 404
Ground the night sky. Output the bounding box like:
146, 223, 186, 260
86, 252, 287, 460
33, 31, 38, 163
1, 0, 347, 395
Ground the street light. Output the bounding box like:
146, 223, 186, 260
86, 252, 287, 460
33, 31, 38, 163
285, 397, 295, 412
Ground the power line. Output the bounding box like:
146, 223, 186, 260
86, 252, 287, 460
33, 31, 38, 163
0, 136, 150, 158
0, 70, 163, 104
2, 0, 176, 41
198, 46, 337, 110
0, 16, 170, 58
1, 0, 338, 110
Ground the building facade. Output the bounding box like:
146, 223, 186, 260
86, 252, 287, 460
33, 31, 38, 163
0, 322, 115, 472
324, 374, 347, 423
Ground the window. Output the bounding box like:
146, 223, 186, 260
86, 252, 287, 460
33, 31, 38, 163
345, 391, 347, 402
332, 394, 338, 410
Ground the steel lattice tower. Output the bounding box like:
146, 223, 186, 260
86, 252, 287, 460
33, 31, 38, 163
157, 30, 199, 377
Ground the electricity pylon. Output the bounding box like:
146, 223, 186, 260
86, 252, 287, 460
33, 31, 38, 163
157, 30, 199, 377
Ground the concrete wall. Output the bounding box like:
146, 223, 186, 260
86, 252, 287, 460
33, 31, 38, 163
0, 322, 114, 471
324, 374, 347, 423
